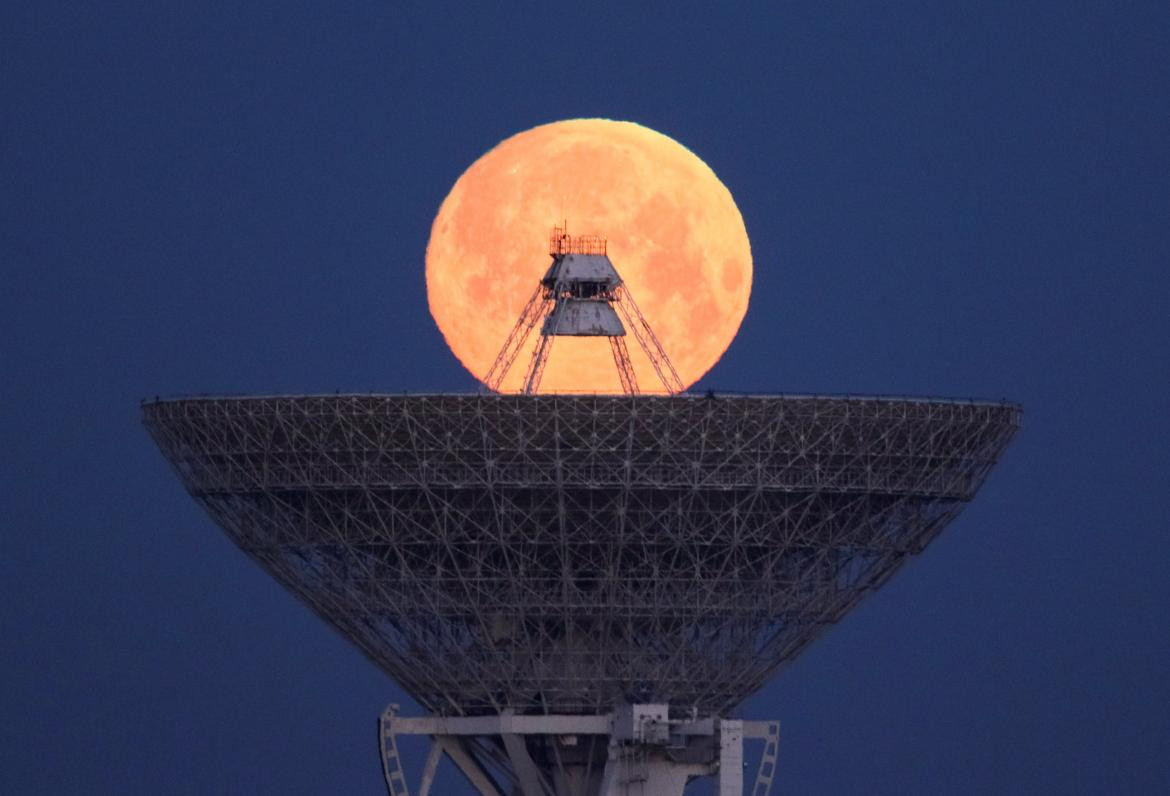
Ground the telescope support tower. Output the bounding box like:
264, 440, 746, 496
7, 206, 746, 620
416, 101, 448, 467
380, 704, 779, 796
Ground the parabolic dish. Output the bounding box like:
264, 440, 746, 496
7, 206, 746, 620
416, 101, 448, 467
144, 393, 1019, 716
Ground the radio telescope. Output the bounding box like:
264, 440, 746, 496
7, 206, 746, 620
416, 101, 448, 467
143, 225, 1019, 795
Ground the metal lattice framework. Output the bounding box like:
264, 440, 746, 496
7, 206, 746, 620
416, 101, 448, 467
143, 393, 1019, 718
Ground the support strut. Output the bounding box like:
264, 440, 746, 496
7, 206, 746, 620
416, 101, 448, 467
614, 286, 684, 394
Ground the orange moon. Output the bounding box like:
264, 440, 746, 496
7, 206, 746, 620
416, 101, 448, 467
426, 119, 752, 393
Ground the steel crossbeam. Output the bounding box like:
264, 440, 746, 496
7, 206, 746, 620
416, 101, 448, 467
378, 703, 779, 796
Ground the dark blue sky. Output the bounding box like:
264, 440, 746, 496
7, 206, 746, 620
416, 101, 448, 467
3, 2, 1168, 793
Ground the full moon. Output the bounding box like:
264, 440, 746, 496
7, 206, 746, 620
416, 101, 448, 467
426, 119, 752, 393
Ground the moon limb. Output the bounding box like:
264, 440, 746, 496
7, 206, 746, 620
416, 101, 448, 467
426, 119, 753, 393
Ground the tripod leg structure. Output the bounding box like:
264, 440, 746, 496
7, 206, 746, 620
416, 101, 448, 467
484, 287, 549, 392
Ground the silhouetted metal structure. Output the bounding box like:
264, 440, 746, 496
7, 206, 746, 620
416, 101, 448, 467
485, 225, 684, 395
144, 392, 1019, 795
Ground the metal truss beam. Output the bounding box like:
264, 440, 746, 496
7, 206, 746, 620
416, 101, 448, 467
614, 287, 684, 394
485, 287, 550, 392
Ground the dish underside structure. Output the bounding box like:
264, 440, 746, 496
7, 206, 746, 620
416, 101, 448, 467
145, 393, 1019, 795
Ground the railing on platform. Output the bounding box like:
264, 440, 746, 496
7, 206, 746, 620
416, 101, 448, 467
549, 222, 607, 256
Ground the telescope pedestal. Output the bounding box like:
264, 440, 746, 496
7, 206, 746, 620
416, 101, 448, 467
379, 704, 779, 796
